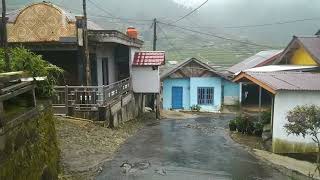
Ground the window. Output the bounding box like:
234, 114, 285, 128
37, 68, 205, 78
197, 87, 214, 105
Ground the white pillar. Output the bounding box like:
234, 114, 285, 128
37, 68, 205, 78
239, 82, 243, 103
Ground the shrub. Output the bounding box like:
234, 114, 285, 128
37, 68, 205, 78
229, 120, 237, 131
253, 121, 264, 136
191, 105, 201, 112
285, 105, 320, 176
233, 115, 254, 134
0, 47, 64, 97
261, 110, 271, 125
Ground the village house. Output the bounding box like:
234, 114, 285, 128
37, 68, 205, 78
234, 72, 320, 153
2, 2, 167, 125
5, 2, 143, 86
227, 50, 283, 75
161, 58, 239, 112
233, 35, 320, 153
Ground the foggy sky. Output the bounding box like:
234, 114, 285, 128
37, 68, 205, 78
5, 0, 320, 45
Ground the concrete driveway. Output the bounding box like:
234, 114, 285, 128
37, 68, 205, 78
97, 114, 291, 180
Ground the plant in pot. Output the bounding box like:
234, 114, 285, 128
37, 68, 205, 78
229, 119, 237, 131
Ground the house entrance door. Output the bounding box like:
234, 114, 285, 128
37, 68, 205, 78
172, 87, 183, 109
102, 58, 109, 85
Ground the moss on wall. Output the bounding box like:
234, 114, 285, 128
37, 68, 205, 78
273, 138, 318, 154
0, 107, 60, 180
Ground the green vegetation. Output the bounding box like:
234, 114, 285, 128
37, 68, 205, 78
0, 47, 63, 97
229, 114, 264, 136
191, 104, 201, 112
261, 110, 272, 125
0, 108, 60, 180
285, 105, 320, 177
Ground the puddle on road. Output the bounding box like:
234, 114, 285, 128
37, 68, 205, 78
120, 161, 152, 174
146, 121, 160, 127
185, 123, 225, 136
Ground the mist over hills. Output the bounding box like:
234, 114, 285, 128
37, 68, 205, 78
4, 0, 320, 68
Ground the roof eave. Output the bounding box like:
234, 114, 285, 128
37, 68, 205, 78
88, 30, 144, 48
233, 72, 277, 94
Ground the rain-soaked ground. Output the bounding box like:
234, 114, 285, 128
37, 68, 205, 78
97, 114, 291, 180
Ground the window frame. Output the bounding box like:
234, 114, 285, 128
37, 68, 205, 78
197, 87, 214, 105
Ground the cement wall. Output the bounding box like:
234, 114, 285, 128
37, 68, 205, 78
272, 91, 320, 153
96, 44, 118, 85
109, 93, 143, 128
222, 80, 240, 106
0, 105, 60, 180
132, 66, 160, 93
190, 77, 222, 112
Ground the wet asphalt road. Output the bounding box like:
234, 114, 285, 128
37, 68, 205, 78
97, 114, 290, 180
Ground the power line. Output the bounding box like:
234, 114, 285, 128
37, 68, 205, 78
158, 21, 275, 48
170, 0, 208, 24
158, 24, 183, 57
56, 2, 152, 23
181, 17, 320, 30
88, 14, 152, 22
87, 0, 115, 17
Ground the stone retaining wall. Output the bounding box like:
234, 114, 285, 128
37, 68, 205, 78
0, 106, 60, 180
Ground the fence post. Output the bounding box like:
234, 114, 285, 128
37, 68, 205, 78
65, 85, 73, 116
0, 101, 4, 127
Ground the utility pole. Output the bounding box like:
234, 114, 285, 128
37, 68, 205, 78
83, 0, 91, 85
152, 18, 160, 119
153, 18, 157, 51
1, 0, 10, 71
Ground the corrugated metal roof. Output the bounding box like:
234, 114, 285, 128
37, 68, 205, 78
133, 51, 165, 66
227, 50, 283, 74
296, 37, 320, 64
245, 72, 320, 92
160, 57, 228, 80
245, 65, 318, 73
275, 36, 320, 65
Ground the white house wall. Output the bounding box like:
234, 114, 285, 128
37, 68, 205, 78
132, 66, 160, 93
96, 44, 118, 85
129, 47, 140, 75
272, 90, 320, 153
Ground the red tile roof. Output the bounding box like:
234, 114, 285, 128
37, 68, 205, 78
133, 51, 165, 66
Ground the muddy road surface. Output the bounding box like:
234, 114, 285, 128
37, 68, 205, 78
97, 114, 291, 180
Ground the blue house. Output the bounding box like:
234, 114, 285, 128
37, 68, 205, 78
161, 58, 240, 112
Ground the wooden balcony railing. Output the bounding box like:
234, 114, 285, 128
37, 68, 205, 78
52, 78, 131, 112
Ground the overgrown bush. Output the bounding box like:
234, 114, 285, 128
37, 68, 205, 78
261, 110, 271, 125
229, 114, 263, 136
234, 115, 254, 134
253, 121, 264, 136
229, 119, 237, 131
191, 104, 201, 112
285, 105, 320, 176
0, 47, 64, 97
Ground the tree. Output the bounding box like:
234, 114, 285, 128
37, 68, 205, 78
285, 105, 320, 176
0, 47, 64, 97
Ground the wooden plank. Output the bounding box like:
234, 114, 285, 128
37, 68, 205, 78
0, 81, 32, 95
0, 85, 36, 102
233, 72, 276, 94
0, 71, 25, 82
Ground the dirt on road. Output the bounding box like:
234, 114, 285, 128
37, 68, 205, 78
55, 113, 155, 180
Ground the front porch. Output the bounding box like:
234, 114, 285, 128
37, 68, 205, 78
52, 78, 144, 126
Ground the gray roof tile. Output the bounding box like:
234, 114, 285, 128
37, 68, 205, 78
246, 72, 320, 91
